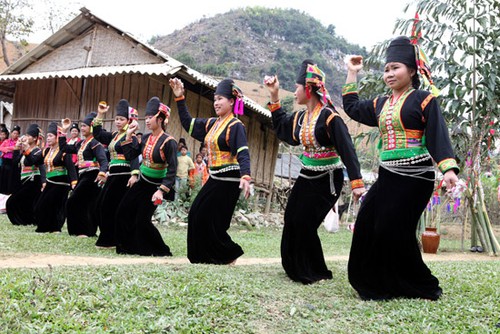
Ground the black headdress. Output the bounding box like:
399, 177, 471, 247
386, 36, 416, 69
47, 122, 58, 136
26, 123, 40, 137
214, 79, 235, 100
214, 78, 244, 115
116, 99, 130, 119
82, 112, 97, 127
70, 122, 80, 132
295, 59, 315, 85
145, 97, 170, 118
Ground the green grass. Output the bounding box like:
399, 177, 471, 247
0, 215, 355, 258
0, 216, 475, 258
0, 215, 499, 333
1, 262, 499, 333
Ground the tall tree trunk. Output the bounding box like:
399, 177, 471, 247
0, 33, 10, 67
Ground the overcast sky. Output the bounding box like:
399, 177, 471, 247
28, 0, 414, 50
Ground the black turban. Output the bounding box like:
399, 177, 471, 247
47, 122, 58, 136
82, 112, 97, 126
386, 36, 416, 69
26, 123, 40, 137
116, 99, 130, 119
70, 122, 80, 132
296, 59, 315, 85
214, 78, 236, 100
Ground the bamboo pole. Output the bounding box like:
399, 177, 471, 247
469, 208, 490, 254
461, 201, 468, 252
477, 187, 500, 255
481, 203, 500, 255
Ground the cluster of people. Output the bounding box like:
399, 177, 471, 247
174, 139, 209, 200
1, 35, 459, 301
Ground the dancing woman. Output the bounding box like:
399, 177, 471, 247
7, 124, 46, 226
343, 36, 458, 300
264, 60, 365, 284
115, 97, 177, 256
59, 112, 109, 237
169, 77, 252, 265
92, 99, 140, 248
34, 122, 77, 233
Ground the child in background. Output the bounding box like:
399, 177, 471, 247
176, 145, 194, 200
190, 152, 208, 187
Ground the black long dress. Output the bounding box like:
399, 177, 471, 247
342, 83, 459, 300
34, 146, 77, 233
268, 100, 364, 284
116, 132, 177, 256
93, 125, 139, 247
175, 97, 251, 264
7, 147, 46, 226
59, 135, 109, 237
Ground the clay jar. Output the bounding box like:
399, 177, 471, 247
422, 227, 440, 254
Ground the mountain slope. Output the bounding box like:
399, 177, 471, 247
151, 7, 367, 105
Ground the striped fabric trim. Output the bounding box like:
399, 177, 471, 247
237, 146, 248, 153
437, 158, 459, 174
325, 112, 336, 127
267, 101, 281, 112
350, 179, 364, 189
189, 119, 195, 136
373, 97, 378, 111
292, 111, 301, 142
342, 82, 358, 95
421, 94, 434, 111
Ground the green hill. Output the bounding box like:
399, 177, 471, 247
150, 7, 367, 104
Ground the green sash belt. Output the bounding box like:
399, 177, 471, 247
21, 170, 40, 178
46, 170, 68, 178
299, 155, 341, 167
380, 146, 429, 161
110, 159, 130, 166
140, 164, 167, 179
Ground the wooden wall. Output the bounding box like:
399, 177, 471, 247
11, 74, 278, 190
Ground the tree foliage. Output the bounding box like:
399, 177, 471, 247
394, 0, 500, 165
0, 0, 33, 67
34, 0, 78, 35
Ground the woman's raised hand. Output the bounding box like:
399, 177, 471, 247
263, 75, 280, 102
61, 118, 71, 132
127, 120, 138, 136
169, 78, 185, 98
347, 55, 364, 73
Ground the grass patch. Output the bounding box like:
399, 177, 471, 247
0, 262, 499, 333
0, 215, 354, 258
0, 215, 499, 333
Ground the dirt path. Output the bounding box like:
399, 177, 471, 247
0, 252, 497, 269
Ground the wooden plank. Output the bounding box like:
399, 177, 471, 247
129, 74, 140, 110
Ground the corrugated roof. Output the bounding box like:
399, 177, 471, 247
0, 7, 271, 119
0, 8, 178, 76
0, 63, 182, 81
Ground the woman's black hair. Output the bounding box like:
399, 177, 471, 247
157, 113, 166, 131
412, 73, 421, 90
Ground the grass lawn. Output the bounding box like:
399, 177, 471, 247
0, 215, 499, 333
